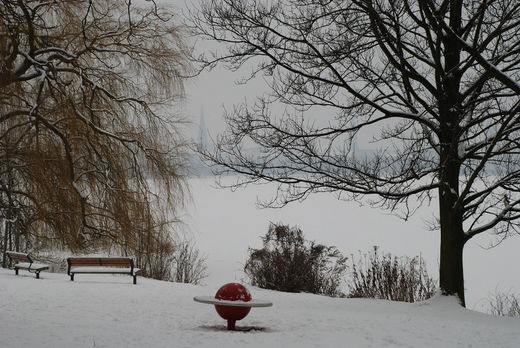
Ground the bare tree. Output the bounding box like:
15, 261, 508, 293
0, 0, 189, 273
188, 0, 520, 306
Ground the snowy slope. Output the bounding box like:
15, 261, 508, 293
1, 268, 518, 348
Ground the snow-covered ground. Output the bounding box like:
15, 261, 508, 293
1, 177, 519, 347
1, 268, 518, 348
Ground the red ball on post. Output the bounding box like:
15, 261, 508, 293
214, 283, 252, 330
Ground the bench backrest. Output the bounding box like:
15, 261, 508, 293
66, 257, 134, 274
6, 251, 32, 263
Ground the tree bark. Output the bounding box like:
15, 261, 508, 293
437, 0, 466, 307
439, 183, 466, 306
2, 220, 7, 268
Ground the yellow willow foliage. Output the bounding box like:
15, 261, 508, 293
0, 0, 189, 273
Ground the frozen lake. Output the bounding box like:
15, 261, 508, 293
184, 177, 520, 312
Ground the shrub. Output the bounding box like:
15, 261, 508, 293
348, 246, 436, 303
489, 292, 520, 318
131, 233, 207, 284
131, 224, 178, 282
244, 223, 348, 297
172, 239, 208, 285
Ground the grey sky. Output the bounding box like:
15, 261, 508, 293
152, 0, 262, 142
170, 0, 374, 148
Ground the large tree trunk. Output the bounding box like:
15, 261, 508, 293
438, 0, 466, 307
439, 188, 466, 306
2, 220, 7, 268
437, 104, 466, 306
437, 90, 465, 306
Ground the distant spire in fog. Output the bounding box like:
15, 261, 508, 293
198, 105, 209, 149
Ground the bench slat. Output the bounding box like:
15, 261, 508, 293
6, 251, 32, 263
70, 267, 136, 274
67, 257, 132, 267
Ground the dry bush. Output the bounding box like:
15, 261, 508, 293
172, 239, 208, 285
348, 246, 436, 303
489, 292, 520, 318
244, 223, 348, 297
107, 220, 207, 283
131, 225, 178, 281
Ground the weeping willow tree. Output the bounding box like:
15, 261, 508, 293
0, 0, 188, 278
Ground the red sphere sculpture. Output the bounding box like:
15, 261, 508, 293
194, 283, 272, 331
214, 283, 252, 330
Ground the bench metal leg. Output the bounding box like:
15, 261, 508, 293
133, 275, 137, 285
36, 271, 40, 279
70, 274, 74, 281
15, 268, 19, 276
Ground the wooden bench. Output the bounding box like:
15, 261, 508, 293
6, 251, 50, 279
66, 257, 141, 284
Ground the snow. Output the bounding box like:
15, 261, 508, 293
12, 262, 49, 271
1, 177, 520, 347
1, 269, 518, 348
194, 296, 272, 307
69, 266, 138, 274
